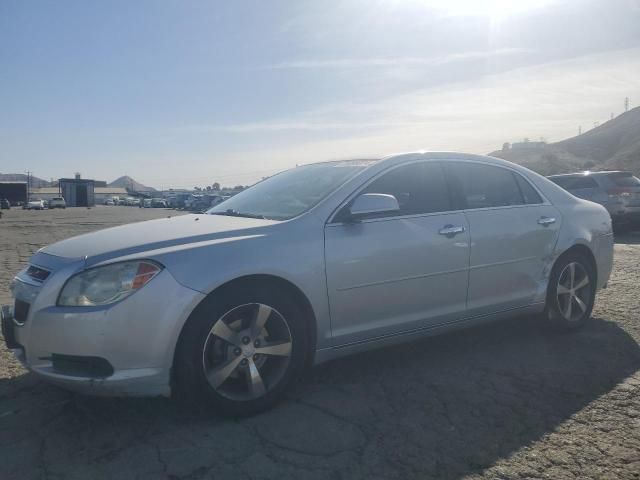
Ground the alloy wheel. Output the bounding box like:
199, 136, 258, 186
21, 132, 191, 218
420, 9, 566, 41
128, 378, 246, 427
556, 262, 591, 322
202, 303, 292, 401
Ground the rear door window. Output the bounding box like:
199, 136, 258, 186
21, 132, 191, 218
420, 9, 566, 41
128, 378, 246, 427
514, 174, 543, 204
448, 163, 524, 209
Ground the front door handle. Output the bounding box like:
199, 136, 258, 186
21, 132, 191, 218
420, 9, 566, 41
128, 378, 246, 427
439, 224, 466, 237
537, 216, 556, 226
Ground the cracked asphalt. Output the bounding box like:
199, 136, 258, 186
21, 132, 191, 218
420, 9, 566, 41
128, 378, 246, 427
1, 207, 639, 479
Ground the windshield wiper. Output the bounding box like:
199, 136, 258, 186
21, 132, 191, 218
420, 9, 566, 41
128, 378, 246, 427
210, 209, 266, 219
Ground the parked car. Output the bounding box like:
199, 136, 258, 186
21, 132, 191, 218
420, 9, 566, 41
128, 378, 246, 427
185, 194, 222, 212
104, 199, 115, 206
23, 199, 45, 210
126, 198, 141, 207
48, 197, 66, 209
2, 153, 614, 416
0, 198, 10, 210
151, 198, 168, 208
548, 171, 640, 226
166, 193, 191, 209
142, 198, 153, 208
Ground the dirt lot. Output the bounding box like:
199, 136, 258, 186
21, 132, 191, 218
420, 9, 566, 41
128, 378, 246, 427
1, 207, 639, 480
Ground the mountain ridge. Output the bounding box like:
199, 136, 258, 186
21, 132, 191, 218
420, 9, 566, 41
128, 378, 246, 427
490, 106, 640, 176
108, 175, 156, 192
0, 173, 51, 187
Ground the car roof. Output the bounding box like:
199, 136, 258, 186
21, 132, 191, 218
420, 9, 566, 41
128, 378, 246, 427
548, 170, 632, 178
304, 151, 534, 170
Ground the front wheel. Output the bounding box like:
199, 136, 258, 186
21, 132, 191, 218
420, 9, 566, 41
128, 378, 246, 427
173, 285, 308, 416
545, 252, 596, 331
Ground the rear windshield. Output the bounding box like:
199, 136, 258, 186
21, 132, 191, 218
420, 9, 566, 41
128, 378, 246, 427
549, 176, 598, 189
609, 173, 640, 187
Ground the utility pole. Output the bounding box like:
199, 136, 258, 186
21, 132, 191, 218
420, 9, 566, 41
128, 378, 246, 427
578, 125, 582, 135
625, 97, 629, 112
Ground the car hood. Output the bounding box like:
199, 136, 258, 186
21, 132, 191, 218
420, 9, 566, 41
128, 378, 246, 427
41, 214, 279, 264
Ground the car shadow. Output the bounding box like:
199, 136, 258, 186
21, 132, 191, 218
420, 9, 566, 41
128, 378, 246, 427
1, 315, 639, 479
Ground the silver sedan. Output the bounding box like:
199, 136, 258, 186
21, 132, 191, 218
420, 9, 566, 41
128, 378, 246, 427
2, 152, 614, 415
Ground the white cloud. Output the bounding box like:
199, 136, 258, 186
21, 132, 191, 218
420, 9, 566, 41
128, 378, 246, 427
187, 47, 640, 140
187, 47, 640, 182
265, 48, 531, 69
150, 47, 640, 187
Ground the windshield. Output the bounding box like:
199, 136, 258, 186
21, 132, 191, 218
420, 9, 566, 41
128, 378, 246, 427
207, 161, 372, 220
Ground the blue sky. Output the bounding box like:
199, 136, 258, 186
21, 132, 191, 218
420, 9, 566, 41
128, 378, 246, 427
1, 0, 639, 188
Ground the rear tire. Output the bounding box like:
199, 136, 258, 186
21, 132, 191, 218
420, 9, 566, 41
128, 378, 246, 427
544, 251, 596, 332
173, 283, 308, 416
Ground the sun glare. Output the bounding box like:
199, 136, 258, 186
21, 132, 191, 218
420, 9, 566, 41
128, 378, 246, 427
398, 0, 553, 21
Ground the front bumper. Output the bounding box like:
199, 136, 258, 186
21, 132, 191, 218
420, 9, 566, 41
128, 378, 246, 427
4, 268, 205, 397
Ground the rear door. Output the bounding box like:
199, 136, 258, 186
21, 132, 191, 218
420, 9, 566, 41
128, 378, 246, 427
446, 161, 561, 316
324, 161, 470, 346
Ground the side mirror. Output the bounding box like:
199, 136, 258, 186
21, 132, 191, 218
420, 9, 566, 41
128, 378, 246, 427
349, 193, 400, 218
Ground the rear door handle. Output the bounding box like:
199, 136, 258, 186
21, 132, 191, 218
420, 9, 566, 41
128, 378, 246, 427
439, 224, 466, 237
537, 216, 556, 226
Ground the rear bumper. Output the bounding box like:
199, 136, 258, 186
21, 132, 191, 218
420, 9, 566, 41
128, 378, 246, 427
607, 205, 640, 222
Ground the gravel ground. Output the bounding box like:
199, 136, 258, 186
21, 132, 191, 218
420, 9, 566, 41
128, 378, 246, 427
1, 207, 639, 480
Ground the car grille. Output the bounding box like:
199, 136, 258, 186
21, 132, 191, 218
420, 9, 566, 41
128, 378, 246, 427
14, 299, 30, 325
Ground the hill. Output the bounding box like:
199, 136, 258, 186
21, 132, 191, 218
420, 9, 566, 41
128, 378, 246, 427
0, 173, 51, 187
108, 175, 156, 192
490, 106, 640, 176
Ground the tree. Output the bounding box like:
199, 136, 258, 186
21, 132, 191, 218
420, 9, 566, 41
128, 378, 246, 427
212, 182, 220, 191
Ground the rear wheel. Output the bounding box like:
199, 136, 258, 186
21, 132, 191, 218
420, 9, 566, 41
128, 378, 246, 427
174, 284, 308, 416
545, 252, 596, 331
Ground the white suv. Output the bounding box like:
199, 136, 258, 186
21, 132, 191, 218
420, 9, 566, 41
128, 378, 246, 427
48, 197, 66, 209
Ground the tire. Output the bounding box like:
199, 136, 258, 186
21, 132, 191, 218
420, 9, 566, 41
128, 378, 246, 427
544, 251, 596, 332
173, 283, 309, 416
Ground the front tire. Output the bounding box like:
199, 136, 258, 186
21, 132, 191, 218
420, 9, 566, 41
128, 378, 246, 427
544, 252, 596, 331
173, 284, 308, 416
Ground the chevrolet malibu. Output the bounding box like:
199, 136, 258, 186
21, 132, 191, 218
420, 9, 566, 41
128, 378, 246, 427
2, 153, 614, 415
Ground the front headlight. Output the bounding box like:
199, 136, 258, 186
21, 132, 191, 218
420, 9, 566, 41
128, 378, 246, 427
58, 260, 162, 307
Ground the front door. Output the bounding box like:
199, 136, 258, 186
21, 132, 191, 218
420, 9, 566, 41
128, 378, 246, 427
324, 162, 470, 346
